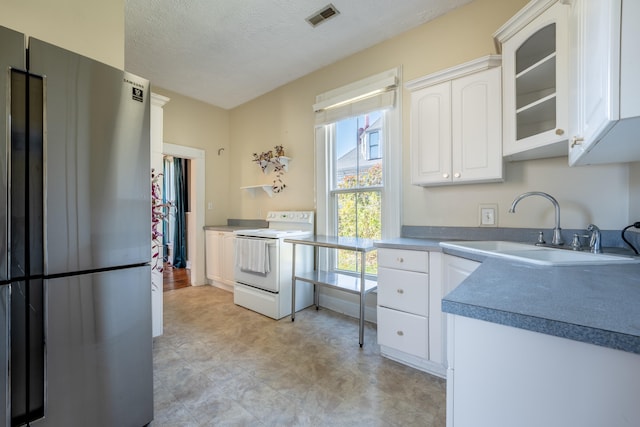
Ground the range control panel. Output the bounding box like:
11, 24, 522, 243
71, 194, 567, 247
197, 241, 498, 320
265, 211, 314, 225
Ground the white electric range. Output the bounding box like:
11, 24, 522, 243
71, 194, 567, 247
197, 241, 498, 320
233, 211, 314, 319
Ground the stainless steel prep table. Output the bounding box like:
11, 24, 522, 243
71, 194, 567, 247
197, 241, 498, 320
284, 235, 377, 347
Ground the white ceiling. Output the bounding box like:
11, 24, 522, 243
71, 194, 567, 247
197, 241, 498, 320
125, 0, 473, 109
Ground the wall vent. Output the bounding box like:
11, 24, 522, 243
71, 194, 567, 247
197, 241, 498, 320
306, 4, 340, 27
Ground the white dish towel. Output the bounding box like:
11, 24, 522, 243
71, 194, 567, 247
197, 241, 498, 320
235, 238, 270, 274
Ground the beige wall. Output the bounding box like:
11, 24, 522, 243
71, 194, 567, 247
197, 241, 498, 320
152, 87, 231, 226
1, 0, 124, 68
225, 0, 632, 230
630, 163, 640, 221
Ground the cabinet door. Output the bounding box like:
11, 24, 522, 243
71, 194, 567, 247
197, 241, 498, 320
410, 82, 451, 185
205, 230, 222, 281
568, 0, 621, 164
451, 67, 502, 183
221, 233, 235, 286
502, 1, 569, 160
431, 254, 480, 368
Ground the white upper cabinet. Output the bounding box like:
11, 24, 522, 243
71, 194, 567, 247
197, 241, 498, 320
568, 0, 640, 166
407, 56, 503, 186
495, 0, 569, 161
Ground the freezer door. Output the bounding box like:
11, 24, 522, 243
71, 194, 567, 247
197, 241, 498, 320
9, 279, 45, 426
0, 285, 9, 426
33, 266, 153, 427
0, 26, 26, 282
28, 38, 151, 275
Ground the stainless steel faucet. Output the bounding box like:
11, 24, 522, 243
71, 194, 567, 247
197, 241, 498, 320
509, 192, 564, 246
587, 224, 602, 253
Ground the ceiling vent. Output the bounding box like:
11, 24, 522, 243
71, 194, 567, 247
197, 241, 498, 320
306, 4, 340, 27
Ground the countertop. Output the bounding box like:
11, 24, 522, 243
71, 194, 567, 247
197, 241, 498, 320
375, 237, 640, 355
204, 225, 253, 232
373, 237, 443, 251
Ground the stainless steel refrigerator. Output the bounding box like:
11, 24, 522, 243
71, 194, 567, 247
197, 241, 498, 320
0, 26, 153, 426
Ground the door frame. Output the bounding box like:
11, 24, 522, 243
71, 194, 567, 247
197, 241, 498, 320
162, 143, 205, 286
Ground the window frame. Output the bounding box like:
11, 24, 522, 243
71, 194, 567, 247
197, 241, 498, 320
314, 68, 402, 274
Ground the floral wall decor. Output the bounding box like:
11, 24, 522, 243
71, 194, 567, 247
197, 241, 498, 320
151, 168, 174, 272
252, 145, 287, 193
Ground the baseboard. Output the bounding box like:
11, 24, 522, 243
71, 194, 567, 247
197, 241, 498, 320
208, 279, 233, 292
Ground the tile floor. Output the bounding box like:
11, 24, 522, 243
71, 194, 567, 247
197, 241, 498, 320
150, 285, 446, 426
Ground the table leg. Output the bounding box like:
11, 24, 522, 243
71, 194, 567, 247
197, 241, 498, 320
359, 250, 366, 348
291, 242, 297, 321
314, 247, 320, 309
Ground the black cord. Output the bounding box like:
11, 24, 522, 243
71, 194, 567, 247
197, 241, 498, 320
621, 222, 640, 255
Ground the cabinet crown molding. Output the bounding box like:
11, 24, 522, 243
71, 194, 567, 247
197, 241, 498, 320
405, 55, 501, 91
493, 0, 571, 52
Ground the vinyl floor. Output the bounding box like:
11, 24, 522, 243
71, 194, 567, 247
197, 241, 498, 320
150, 285, 446, 426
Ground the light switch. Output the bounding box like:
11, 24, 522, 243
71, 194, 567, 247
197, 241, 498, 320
479, 204, 498, 227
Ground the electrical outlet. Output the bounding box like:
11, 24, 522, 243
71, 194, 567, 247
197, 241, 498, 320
479, 204, 498, 227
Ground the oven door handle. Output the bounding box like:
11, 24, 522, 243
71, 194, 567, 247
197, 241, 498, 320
235, 236, 278, 246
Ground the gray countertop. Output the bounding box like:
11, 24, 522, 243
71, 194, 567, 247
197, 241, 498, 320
442, 258, 640, 354
375, 237, 640, 355
203, 225, 253, 232
374, 237, 443, 251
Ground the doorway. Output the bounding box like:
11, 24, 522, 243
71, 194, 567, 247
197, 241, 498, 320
162, 155, 191, 290
161, 143, 206, 287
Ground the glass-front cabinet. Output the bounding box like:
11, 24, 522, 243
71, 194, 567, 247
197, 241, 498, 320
496, 0, 569, 161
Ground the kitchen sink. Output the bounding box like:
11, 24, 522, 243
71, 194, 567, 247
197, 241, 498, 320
440, 241, 640, 266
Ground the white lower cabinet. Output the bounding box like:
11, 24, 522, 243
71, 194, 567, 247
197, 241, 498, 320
377, 248, 444, 377
377, 249, 482, 378
447, 315, 640, 427
205, 230, 235, 291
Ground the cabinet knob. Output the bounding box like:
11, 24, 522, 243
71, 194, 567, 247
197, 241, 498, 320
454, 172, 461, 179
396, 331, 404, 336
571, 136, 584, 148
556, 128, 565, 136
396, 257, 404, 263
397, 288, 404, 294
442, 173, 449, 179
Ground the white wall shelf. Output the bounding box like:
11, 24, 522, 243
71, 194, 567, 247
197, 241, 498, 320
240, 185, 274, 198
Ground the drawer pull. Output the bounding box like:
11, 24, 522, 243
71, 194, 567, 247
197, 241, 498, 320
396, 257, 404, 263
396, 330, 404, 336
397, 288, 404, 294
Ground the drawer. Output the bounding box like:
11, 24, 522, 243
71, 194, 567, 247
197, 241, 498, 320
377, 306, 428, 359
378, 248, 428, 273
378, 267, 429, 316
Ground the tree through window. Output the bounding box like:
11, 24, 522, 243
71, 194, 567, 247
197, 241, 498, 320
332, 112, 383, 274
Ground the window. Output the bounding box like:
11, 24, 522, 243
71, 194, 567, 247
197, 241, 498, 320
334, 113, 383, 273
314, 68, 401, 276
366, 130, 380, 160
